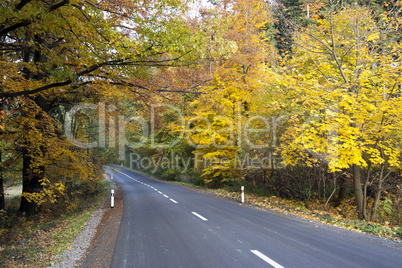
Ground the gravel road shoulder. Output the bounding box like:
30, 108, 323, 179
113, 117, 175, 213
48, 178, 123, 268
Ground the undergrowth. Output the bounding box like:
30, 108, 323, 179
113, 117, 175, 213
0, 180, 109, 268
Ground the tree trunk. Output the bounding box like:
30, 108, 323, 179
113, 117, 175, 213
0, 151, 4, 211
19, 147, 44, 217
334, 176, 346, 207
353, 164, 367, 219
18, 95, 51, 217
370, 164, 385, 221
371, 190, 382, 221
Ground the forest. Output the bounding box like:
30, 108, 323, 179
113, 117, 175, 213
1, 0, 401, 240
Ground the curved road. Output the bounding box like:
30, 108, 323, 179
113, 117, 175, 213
110, 167, 402, 268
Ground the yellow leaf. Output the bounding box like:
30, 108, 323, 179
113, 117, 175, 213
367, 32, 380, 42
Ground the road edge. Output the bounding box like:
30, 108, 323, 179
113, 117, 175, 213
77, 177, 123, 268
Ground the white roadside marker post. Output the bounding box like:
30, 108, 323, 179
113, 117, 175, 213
111, 190, 115, 208
241, 186, 245, 204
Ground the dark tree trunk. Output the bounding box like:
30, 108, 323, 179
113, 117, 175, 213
18, 94, 53, 217
334, 176, 347, 207
19, 147, 44, 217
0, 151, 4, 211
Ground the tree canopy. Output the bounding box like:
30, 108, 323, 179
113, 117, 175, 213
1, 0, 401, 226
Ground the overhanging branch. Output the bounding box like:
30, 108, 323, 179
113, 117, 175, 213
0, 55, 199, 98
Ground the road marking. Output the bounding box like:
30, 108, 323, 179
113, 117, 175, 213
251, 250, 284, 268
237, 240, 243, 244
119, 171, 131, 178
192, 212, 208, 221
119, 170, 181, 206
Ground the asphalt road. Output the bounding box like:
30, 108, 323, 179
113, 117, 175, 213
111, 167, 402, 268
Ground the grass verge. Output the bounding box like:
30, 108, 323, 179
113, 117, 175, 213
0, 179, 109, 268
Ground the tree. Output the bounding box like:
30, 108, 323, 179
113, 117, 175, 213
182, 0, 276, 185
273, 0, 305, 57
0, 104, 5, 210
0, 0, 204, 215
265, 1, 402, 219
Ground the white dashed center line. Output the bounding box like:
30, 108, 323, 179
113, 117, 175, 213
251, 250, 284, 268
192, 212, 208, 221
119, 171, 183, 215
118, 169, 287, 268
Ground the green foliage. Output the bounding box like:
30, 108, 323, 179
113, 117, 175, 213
273, 0, 305, 57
